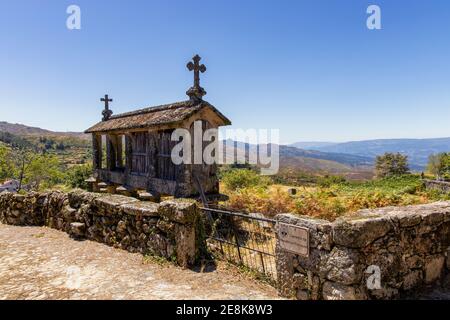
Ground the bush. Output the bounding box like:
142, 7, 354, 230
221, 169, 271, 191
317, 175, 347, 188
66, 164, 92, 189
226, 185, 294, 217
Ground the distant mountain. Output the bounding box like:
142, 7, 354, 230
0, 122, 377, 178
222, 140, 374, 179
0, 121, 89, 140
0, 122, 91, 166
279, 145, 372, 167
223, 140, 372, 167
300, 138, 450, 170
289, 141, 337, 150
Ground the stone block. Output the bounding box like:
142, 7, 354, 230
70, 222, 86, 239
158, 199, 198, 224
292, 273, 308, 290
403, 270, 423, 290
175, 223, 197, 268
322, 282, 366, 300
369, 287, 399, 300
94, 194, 139, 215
447, 247, 450, 270
323, 246, 362, 285
425, 255, 445, 283
296, 289, 310, 300
332, 216, 392, 248
405, 255, 423, 269
120, 202, 159, 217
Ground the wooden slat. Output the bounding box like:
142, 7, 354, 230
130, 132, 148, 175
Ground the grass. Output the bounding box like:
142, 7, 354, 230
220, 172, 450, 221
142, 254, 175, 267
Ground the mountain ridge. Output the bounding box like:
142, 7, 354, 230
0, 121, 89, 140
292, 138, 450, 170
1, 122, 374, 178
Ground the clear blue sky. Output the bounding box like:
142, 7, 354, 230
1, 0, 449, 143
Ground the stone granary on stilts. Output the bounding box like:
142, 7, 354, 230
84, 55, 231, 200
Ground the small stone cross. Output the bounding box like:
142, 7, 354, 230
101, 94, 113, 121
186, 55, 207, 101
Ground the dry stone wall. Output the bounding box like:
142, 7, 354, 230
0, 190, 205, 267
424, 179, 450, 193
276, 202, 450, 300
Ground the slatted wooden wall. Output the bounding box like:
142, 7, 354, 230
130, 132, 149, 175
156, 130, 181, 181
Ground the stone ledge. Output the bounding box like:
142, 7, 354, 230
276, 201, 450, 300
0, 190, 205, 268
120, 202, 159, 216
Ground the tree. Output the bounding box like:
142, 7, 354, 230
23, 154, 64, 190
0, 144, 15, 181
375, 153, 410, 178
427, 153, 444, 180
14, 149, 32, 190
11, 151, 63, 191
427, 152, 450, 180
66, 164, 92, 189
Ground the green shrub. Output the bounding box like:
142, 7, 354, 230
317, 175, 348, 188
221, 169, 271, 191
66, 164, 92, 189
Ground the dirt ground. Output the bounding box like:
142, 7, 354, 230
0, 223, 280, 300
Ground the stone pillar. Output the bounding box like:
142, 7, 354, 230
275, 214, 334, 300
116, 186, 131, 197
106, 185, 117, 194
158, 199, 205, 267
84, 177, 97, 192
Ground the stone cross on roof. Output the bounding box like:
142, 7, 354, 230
186, 54, 207, 101
101, 94, 113, 121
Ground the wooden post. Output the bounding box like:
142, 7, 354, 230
92, 134, 102, 170
106, 134, 117, 171
125, 134, 132, 175
115, 135, 123, 168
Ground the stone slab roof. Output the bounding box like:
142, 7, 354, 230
85, 100, 231, 133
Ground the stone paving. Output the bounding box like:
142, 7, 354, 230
0, 223, 280, 300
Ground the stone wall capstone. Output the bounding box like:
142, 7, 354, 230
276, 202, 450, 300
0, 190, 205, 268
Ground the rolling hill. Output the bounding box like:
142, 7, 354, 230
0, 121, 375, 178
289, 141, 337, 150
222, 140, 374, 179
0, 122, 91, 166
0, 121, 89, 140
